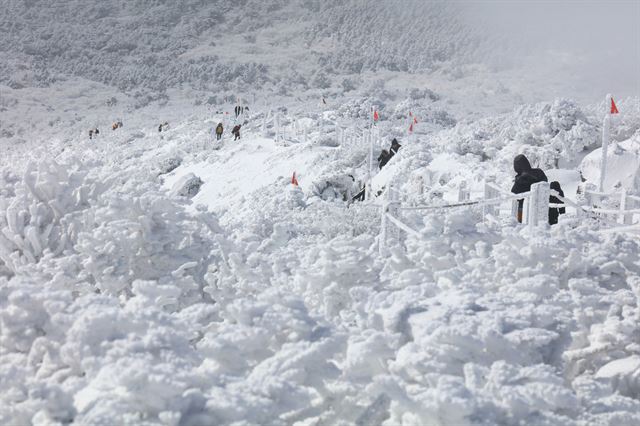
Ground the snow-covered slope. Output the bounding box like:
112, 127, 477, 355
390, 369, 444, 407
3, 89, 640, 424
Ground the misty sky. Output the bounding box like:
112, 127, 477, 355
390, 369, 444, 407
460, 0, 640, 99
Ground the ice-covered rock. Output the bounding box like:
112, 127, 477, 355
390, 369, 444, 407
170, 173, 203, 198
157, 157, 182, 176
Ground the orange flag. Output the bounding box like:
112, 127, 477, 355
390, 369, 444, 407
373, 111, 379, 122
611, 97, 619, 114
291, 172, 299, 186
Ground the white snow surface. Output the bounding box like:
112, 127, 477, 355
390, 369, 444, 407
2, 91, 640, 425
2, 2, 640, 426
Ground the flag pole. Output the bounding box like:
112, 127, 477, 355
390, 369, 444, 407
367, 105, 374, 200
599, 94, 612, 192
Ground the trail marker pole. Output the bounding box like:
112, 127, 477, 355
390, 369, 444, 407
599, 94, 613, 192
379, 183, 390, 256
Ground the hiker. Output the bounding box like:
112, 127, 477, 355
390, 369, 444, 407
378, 149, 391, 169
215, 123, 224, 140
549, 181, 566, 225
511, 154, 548, 223
389, 138, 401, 157
232, 124, 241, 140
158, 124, 163, 132
89, 129, 94, 140
95, 128, 99, 136
112, 122, 118, 131
235, 106, 241, 118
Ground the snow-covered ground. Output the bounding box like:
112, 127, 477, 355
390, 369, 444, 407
2, 1, 640, 425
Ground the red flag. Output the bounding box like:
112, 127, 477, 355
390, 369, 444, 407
409, 112, 413, 117
291, 172, 299, 186
409, 123, 414, 133
413, 117, 418, 124
611, 97, 619, 114
373, 111, 379, 122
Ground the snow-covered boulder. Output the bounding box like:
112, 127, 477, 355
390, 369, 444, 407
170, 173, 203, 198
596, 356, 640, 398
580, 138, 640, 192
157, 156, 182, 176
310, 174, 359, 202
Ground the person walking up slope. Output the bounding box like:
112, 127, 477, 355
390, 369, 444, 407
215, 123, 224, 140
232, 124, 241, 141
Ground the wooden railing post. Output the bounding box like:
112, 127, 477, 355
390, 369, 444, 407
379, 183, 391, 256
483, 177, 498, 220
527, 181, 550, 231
458, 180, 470, 202
620, 189, 634, 225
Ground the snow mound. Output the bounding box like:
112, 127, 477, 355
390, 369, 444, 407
580, 138, 640, 192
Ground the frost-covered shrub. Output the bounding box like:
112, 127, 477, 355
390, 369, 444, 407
75, 189, 217, 301
0, 161, 106, 276
157, 156, 182, 176
409, 87, 439, 101
440, 98, 598, 167
335, 97, 386, 121
341, 77, 357, 92
312, 71, 331, 89
393, 98, 456, 129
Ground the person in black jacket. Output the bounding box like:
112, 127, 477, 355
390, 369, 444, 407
378, 149, 391, 169
511, 154, 548, 223
389, 139, 401, 157
549, 181, 566, 225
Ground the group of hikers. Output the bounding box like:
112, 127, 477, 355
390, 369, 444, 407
90, 119, 242, 142
511, 154, 565, 225
215, 123, 242, 141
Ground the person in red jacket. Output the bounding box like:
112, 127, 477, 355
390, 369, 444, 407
232, 124, 241, 140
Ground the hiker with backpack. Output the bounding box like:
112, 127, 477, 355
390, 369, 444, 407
511, 154, 548, 223
215, 123, 224, 140
378, 149, 391, 169
232, 124, 241, 140
389, 138, 401, 157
